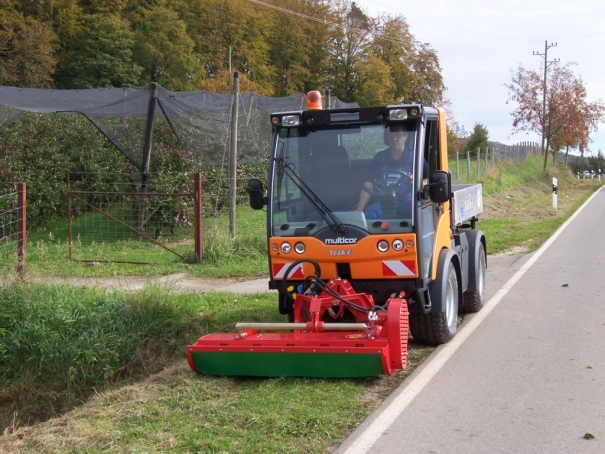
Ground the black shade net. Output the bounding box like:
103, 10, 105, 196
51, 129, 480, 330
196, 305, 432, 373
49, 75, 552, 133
0, 84, 357, 173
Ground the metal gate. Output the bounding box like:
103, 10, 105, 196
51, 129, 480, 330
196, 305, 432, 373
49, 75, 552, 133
67, 173, 202, 265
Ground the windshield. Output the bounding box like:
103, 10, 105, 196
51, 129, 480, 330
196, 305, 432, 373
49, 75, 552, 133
271, 121, 419, 237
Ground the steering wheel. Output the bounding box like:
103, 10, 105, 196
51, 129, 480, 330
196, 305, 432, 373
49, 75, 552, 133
364, 169, 412, 198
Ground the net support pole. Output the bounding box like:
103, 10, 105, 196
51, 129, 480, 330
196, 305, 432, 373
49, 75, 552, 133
229, 72, 240, 240
67, 172, 72, 261
193, 172, 203, 263
17, 182, 26, 280
139, 82, 158, 237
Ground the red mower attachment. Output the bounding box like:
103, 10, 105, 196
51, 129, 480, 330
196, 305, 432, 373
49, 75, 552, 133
187, 279, 408, 378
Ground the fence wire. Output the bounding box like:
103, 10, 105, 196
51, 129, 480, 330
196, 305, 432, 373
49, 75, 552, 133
68, 172, 200, 264
453, 142, 540, 184
0, 184, 21, 276
66, 169, 267, 265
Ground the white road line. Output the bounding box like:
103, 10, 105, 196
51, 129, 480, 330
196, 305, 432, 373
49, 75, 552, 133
340, 185, 604, 454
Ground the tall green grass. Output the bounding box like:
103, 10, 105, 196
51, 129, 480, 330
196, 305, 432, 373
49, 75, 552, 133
0, 283, 195, 395
0, 282, 282, 428
451, 155, 561, 196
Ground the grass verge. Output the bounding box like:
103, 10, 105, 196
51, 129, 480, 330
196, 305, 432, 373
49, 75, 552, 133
0, 284, 283, 428
0, 281, 434, 453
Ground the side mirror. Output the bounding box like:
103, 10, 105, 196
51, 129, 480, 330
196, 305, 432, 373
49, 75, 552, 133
428, 170, 450, 204
247, 178, 266, 210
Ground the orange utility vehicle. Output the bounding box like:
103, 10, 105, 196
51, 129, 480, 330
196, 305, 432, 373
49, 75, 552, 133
187, 92, 486, 377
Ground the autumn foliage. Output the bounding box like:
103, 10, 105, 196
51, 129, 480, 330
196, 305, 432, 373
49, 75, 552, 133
0, 0, 445, 106
506, 63, 605, 168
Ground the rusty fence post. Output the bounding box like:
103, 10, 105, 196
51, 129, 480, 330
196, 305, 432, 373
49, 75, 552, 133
193, 172, 203, 263
67, 172, 72, 261
17, 182, 26, 280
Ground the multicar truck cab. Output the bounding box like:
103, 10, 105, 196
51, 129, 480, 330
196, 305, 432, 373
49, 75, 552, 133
187, 92, 487, 378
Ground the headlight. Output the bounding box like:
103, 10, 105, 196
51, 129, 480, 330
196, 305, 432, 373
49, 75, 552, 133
377, 240, 389, 253
281, 242, 291, 254
282, 115, 300, 126
388, 109, 407, 120
392, 239, 404, 251
294, 242, 306, 254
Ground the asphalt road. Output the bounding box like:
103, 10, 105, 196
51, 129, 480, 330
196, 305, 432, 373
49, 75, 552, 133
335, 186, 605, 454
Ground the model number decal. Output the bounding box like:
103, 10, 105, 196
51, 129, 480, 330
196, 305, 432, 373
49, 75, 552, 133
329, 250, 353, 256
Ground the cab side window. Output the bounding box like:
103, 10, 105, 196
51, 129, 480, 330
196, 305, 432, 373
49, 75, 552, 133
424, 120, 439, 175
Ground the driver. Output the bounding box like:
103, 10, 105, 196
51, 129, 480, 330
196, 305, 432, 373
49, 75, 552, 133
355, 123, 414, 219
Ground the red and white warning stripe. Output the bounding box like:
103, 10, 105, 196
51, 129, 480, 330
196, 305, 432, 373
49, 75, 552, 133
382, 260, 416, 277
272, 262, 304, 279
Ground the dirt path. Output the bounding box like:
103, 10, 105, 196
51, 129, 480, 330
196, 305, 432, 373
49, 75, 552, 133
32, 273, 274, 294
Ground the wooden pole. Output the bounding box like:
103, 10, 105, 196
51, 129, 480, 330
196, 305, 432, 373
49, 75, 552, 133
67, 172, 72, 261
139, 82, 158, 237
193, 172, 203, 263
229, 72, 240, 239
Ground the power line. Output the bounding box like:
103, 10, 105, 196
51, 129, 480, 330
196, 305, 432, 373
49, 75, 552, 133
248, 0, 417, 47
249, 0, 520, 62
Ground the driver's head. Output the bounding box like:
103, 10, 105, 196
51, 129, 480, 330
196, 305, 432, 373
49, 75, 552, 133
384, 123, 409, 150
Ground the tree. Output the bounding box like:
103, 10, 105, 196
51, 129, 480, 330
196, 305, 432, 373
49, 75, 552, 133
198, 69, 269, 95
0, 11, 56, 87
439, 98, 466, 157
465, 123, 489, 157
506, 63, 605, 169
56, 14, 141, 88
266, 0, 331, 96
355, 54, 395, 106
325, 0, 372, 102
132, 7, 204, 90
370, 14, 444, 105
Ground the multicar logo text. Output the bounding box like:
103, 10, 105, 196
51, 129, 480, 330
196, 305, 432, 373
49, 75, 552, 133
324, 237, 357, 245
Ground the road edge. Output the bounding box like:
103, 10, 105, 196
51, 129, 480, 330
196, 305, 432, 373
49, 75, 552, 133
334, 184, 605, 454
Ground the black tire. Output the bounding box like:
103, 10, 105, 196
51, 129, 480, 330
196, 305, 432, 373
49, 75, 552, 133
462, 242, 486, 313
410, 261, 459, 345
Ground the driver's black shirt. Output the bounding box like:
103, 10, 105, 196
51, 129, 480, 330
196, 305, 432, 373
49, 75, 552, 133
368, 147, 414, 177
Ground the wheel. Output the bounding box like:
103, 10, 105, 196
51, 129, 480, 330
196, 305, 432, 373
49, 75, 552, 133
410, 260, 459, 345
365, 169, 412, 198
462, 242, 486, 313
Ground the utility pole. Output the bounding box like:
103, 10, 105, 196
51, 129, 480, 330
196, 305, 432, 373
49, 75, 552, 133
533, 40, 559, 169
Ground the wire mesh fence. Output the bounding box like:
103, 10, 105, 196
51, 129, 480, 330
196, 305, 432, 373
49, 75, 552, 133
67, 172, 202, 265
0, 183, 25, 278
66, 168, 268, 266
452, 142, 540, 184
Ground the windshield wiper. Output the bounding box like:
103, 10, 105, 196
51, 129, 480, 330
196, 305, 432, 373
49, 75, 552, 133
277, 158, 346, 234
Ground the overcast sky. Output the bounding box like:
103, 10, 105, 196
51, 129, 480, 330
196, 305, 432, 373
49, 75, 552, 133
354, 0, 605, 155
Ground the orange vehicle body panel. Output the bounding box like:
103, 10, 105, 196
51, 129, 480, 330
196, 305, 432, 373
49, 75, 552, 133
430, 107, 453, 280
269, 234, 419, 281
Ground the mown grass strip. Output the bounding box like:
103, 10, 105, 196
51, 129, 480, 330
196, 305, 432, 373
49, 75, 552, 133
481, 183, 602, 254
